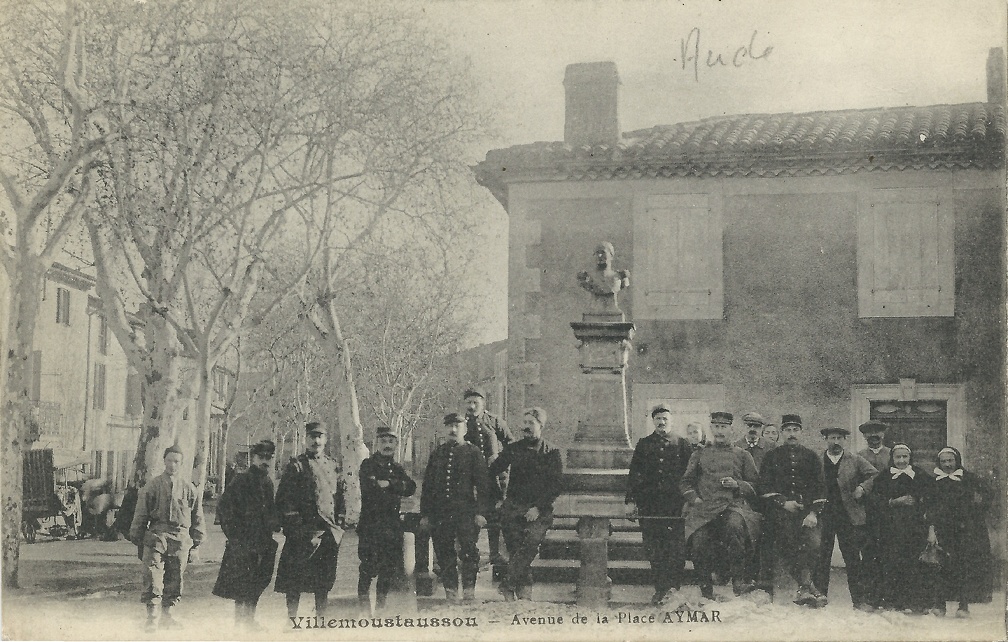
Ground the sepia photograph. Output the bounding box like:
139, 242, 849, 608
0, 0, 1005, 640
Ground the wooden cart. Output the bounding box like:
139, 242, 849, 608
22, 449, 80, 543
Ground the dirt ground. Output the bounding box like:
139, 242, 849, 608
2, 522, 1005, 641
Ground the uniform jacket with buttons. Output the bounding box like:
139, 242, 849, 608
758, 443, 826, 515
465, 415, 504, 498
734, 436, 772, 471
275, 452, 346, 540
820, 450, 877, 526
680, 443, 762, 541
489, 438, 563, 512
420, 440, 490, 519
359, 454, 416, 535
626, 431, 692, 516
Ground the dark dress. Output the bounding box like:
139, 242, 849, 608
212, 466, 279, 602
870, 465, 931, 610
927, 468, 993, 605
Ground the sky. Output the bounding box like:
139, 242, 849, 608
423, 0, 1007, 344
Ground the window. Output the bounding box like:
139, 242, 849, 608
105, 450, 114, 481
870, 400, 948, 468
93, 363, 106, 410
633, 193, 724, 320
55, 287, 70, 325
98, 316, 108, 355
125, 371, 142, 416
28, 351, 41, 402
857, 188, 954, 317
213, 369, 228, 405
850, 381, 965, 456
93, 450, 103, 478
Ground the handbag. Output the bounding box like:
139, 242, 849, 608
919, 541, 947, 566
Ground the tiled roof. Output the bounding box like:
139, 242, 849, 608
475, 102, 1006, 202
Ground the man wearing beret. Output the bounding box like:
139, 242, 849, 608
489, 407, 564, 601
213, 439, 279, 630
358, 426, 417, 614
734, 411, 772, 471
274, 421, 346, 620
420, 413, 491, 603
130, 444, 206, 631
680, 411, 762, 600
463, 386, 512, 570
857, 420, 891, 609
757, 414, 827, 607
812, 427, 878, 611
626, 403, 693, 605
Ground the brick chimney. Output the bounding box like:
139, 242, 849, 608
564, 61, 621, 146
987, 47, 1005, 104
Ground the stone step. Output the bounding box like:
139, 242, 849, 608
550, 516, 643, 533
531, 558, 653, 585
539, 529, 646, 562
563, 468, 630, 493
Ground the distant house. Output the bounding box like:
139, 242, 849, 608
0, 261, 233, 492
475, 52, 1005, 487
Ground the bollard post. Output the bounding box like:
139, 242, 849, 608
576, 516, 612, 608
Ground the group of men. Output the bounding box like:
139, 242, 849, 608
127, 386, 564, 631
627, 405, 889, 611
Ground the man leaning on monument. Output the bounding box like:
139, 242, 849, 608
129, 444, 206, 631
489, 407, 564, 601
625, 403, 693, 605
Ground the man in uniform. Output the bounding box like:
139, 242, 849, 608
489, 407, 564, 601
734, 411, 772, 471
130, 445, 206, 631
420, 413, 490, 602
274, 421, 346, 620
758, 414, 827, 607
463, 386, 512, 570
358, 426, 416, 614
812, 427, 878, 611
856, 419, 891, 609
625, 403, 693, 604
680, 411, 762, 600
213, 439, 279, 631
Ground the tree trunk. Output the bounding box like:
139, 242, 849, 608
2, 258, 45, 588
333, 332, 369, 525
190, 363, 213, 489
216, 412, 229, 495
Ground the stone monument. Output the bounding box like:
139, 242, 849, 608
561, 242, 637, 607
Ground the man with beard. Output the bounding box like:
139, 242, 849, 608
489, 407, 563, 601
857, 421, 891, 473
420, 413, 490, 603
213, 439, 279, 631
274, 421, 346, 620
734, 411, 772, 471
857, 420, 891, 609
680, 411, 762, 601
811, 427, 878, 611
358, 426, 416, 614
758, 414, 827, 607
463, 386, 512, 571
625, 403, 693, 605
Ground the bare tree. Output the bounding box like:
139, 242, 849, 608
0, 0, 123, 588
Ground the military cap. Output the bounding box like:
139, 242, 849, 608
820, 426, 850, 437
710, 411, 733, 424
375, 425, 398, 440
250, 439, 276, 457
463, 386, 487, 400
858, 420, 889, 434
781, 414, 803, 428
524, 406, 548, 426
651, 403, 672, 418
163, 444, 184, 458
305, 421, 326, 435
741, 411, 766, 426
443, 412, 465, 425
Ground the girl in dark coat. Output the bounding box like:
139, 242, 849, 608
870, 443, 931, 613
213, 440, 280, 630
926, 447, 993, 617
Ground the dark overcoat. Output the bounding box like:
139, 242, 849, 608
213, 466, 279, 601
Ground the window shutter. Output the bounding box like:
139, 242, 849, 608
29, 350, 42, 402
858, 189, 954, 317
634, 194, 724, 319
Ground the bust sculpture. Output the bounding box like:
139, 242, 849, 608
577, 242, 630, 313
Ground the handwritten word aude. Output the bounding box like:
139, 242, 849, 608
678, 27, 773, 82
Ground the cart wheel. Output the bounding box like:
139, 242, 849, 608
22, 520, 37, 544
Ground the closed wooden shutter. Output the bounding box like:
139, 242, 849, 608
634, 193, 724, 319
858, 189, 954, 317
